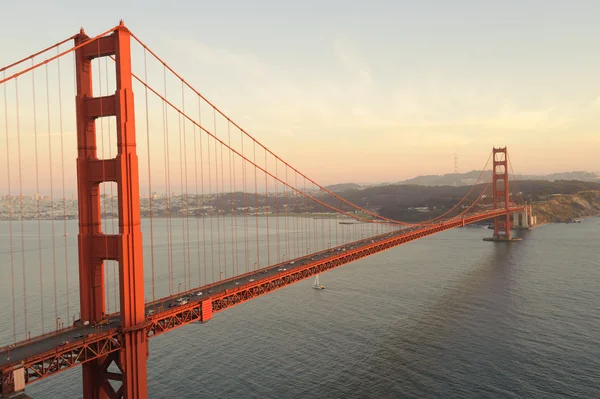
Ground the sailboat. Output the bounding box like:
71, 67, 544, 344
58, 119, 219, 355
312, 274, 325, 290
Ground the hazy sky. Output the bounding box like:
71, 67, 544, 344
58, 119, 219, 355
1, 0, 599, 191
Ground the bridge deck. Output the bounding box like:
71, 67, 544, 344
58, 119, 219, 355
0, 208, 520, 389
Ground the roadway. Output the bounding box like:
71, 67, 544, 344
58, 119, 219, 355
144, 225, 416, 316
0, 223, 416, 366
0, 210, 504, 368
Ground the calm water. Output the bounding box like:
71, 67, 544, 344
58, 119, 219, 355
11, 217, 600, 398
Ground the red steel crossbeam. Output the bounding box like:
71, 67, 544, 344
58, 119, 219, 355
1, 332, 121, 396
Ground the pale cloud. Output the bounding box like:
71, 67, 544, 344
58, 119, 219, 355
332, 38, 373, 95
154, 36, 598, 183
169, 39, 268, 79
165, 37, 588, 134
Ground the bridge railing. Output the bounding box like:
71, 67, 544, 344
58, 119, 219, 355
0, 325, 78, 354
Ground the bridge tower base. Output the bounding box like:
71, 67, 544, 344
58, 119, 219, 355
483, 236, 522, 242
511, 204, 536, 229
484, 147, 521, 242
75, 23, 148, 399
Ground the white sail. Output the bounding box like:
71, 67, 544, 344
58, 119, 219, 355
312, 274, 325, 289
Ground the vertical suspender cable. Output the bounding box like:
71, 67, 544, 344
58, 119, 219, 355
3, 71, 17, 342
275, 159, 280, 264
182, 88, 192, 291
207, 120, 214, 286
15, 78, 28, 339
191, 121, 200, 286
264, 149, 270, 267
32, 59, 45, 332
60, 53, 70, 322
163, 65, 174, 295
45, 63, 58, 329
213, 110, 221, 282
198, 99, 207, 288
178, 83, 187, 291
228, 122, 237, 278
253, 141, 259, 273
285, 166, 289, 262
220, 143, 227, 278
241, 130, 249, 276
293, 173, 298, 258
220, 139, 227, 278
193, 118, 201, 288
143, 49, 156, 302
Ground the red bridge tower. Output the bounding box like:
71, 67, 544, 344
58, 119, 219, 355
488, 147, 518, 241
75, 22, 148, 398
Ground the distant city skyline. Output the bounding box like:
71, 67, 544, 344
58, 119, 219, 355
1, 167, 598, 198
1, 1, 599, 193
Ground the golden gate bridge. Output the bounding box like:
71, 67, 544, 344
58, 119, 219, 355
0, 22, 530, 398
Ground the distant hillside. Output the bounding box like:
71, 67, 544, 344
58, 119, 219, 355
397, 170, 599, 187
323, 180, 600, 222
399, 170, 485, 186
323, 183, 362, 192
533, 191, 600, 223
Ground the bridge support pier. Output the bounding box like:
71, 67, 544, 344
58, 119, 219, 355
511, 204, 536, 229
75, 23, 148, 399
1, 368, 26, 398
485, 147, 521, 242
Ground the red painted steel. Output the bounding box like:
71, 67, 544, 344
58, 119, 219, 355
74, 23, 147, 399
112, 24, 148, 399
74, 28, 109, 399
492, 147, 512, 239
0, 207, 522, 392
143, 208, 520, 336
1, 332, 121, 391
210, 209, 519, 313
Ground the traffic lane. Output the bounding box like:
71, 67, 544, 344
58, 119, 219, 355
0, 320, 120, 365
145, 229, 405, 309
0, 228, 408, 364
149, 225, 468, 312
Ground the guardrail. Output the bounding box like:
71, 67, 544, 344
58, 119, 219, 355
0, 325, 78, 354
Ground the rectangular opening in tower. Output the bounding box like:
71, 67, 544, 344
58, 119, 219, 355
99, 182, 119, 233
103, 259, 121, 316
494, 151, 506, 162
494, 179, 508, 207
494, 179, 506, 192
94, 116, 117, 160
